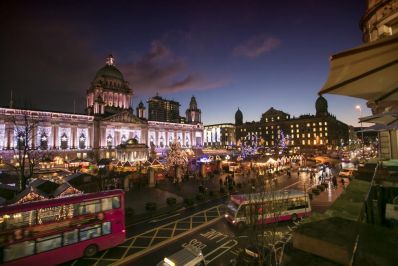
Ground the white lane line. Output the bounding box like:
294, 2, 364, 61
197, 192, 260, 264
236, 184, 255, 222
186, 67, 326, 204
204, 239, 238, 264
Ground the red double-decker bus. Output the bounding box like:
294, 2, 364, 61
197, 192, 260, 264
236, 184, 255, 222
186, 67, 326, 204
0, 189, 125, 265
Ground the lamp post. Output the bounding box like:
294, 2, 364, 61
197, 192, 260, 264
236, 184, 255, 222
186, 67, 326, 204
355, 105, 365, 158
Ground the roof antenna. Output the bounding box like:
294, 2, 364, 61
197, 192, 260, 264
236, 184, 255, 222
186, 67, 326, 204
9, 90, 13, 108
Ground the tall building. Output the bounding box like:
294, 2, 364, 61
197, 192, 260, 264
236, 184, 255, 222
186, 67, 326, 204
147, 94, 181, 123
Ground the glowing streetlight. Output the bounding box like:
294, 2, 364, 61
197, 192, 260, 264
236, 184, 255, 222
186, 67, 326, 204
355, 105, 364, 157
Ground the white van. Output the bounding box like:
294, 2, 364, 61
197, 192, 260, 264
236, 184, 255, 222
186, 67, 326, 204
157, 244, 206, 266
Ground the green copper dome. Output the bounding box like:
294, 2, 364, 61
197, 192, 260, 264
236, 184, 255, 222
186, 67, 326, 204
95, 64, 124, 81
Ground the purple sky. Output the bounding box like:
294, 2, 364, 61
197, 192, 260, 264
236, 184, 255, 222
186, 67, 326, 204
0, 0, 371, 126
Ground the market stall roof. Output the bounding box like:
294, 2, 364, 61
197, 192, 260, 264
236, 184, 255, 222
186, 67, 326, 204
359, 110, 398, 125
319, 34, 398, 103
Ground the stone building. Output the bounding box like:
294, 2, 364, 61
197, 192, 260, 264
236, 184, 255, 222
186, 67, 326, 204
234, 96, 349, 152
0, 55, 203, 163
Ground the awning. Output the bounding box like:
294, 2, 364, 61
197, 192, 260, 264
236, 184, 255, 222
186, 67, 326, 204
360, 110, 398, 125
319, 34, 398, 103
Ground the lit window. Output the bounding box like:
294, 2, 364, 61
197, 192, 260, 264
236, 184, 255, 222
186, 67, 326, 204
290, 125, 293, 128
325, 127, 327, 131
313, 128, 316, 132
296, 124, 299, 128
63, 230, 78, 246
291, 140, 294, 145
277, 116, 280, 120
36, 234, 62, 253
302, 140, 305, 145
296, 129, 299, 133
325, 132, 328, 136
313, 140, 317, 145
319, 122, 322, 125
320, 127, 322, 131
324, 122, 327, 125
313, 123, 316, 126
320, 133, 323, 137
306, 123, 310, 127
308, 140, 311, 145
307, 134, 310, 138
320, 140, 323, 144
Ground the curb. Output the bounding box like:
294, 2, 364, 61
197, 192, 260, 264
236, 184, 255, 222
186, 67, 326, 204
111, 209, 223, 265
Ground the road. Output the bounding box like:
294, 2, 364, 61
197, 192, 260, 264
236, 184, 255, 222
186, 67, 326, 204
66, 166, 321, 265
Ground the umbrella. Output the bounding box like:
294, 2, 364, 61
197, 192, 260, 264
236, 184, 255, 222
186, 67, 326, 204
319, 34, 398, 104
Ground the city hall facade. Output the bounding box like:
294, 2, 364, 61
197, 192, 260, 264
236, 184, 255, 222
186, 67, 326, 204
0, 55, 203, 163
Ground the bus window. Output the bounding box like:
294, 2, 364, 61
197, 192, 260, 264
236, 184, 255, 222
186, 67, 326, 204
78, 200, 101, 215
36, 234, 62, 253
80, 224, 101, 241
1, 210, 36, 230
102, 222, 111, 235
112, 196, 120, 209
101, 198, 113, 211
63, 230, 78, 246
4, 241, 35, 262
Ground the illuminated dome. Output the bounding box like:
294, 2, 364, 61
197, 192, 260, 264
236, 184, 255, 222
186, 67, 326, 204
316, 95, 328, 116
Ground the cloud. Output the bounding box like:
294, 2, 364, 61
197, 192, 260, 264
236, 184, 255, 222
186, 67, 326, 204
121, 41, 225, 95
160, 74, 228, 93
233, 35, 281, 58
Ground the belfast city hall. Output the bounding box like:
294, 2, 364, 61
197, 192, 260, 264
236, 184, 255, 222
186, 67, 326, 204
0, 55, 204, 163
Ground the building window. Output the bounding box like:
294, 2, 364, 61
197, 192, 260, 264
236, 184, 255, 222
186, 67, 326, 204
307, 133, 310, 138
79, 133, 86, 149
313, 128, 316, 132
40, 133, 48, 150
306, 123, 310, 127
60, 133, 68, 150
325, 127, 328, 131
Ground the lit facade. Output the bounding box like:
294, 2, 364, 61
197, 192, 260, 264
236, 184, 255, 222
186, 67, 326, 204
204, 123, 236, 147
0, 55, 203, 163
234, 96, 349, 151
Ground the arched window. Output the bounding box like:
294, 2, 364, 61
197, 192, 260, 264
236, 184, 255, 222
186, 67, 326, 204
150, 136, 155, 147
60, 133, 68, 150
79, 133, 86, 149
40, 133, 48, 150
107, 134, 113, 148
160, 136, 164, 148
185, 136, 189, 147
17, 132, 25, 150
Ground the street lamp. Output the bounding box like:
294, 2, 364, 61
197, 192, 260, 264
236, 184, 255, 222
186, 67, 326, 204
355, 105, 365, 158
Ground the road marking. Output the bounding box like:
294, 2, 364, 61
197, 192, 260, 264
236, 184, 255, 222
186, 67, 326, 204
110, 205, 223, 266
149, 213, 180, 223
204, 239, 238, 264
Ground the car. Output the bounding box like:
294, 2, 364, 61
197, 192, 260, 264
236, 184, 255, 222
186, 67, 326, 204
236, 245, 274, 266
339, 169, 353, 178
157, 244, 206, 266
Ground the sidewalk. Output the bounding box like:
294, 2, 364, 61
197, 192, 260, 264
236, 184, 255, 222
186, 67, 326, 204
309, 177, 349, 213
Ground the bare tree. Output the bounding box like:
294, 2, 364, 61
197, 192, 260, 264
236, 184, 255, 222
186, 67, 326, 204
7, 110, 44, 191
